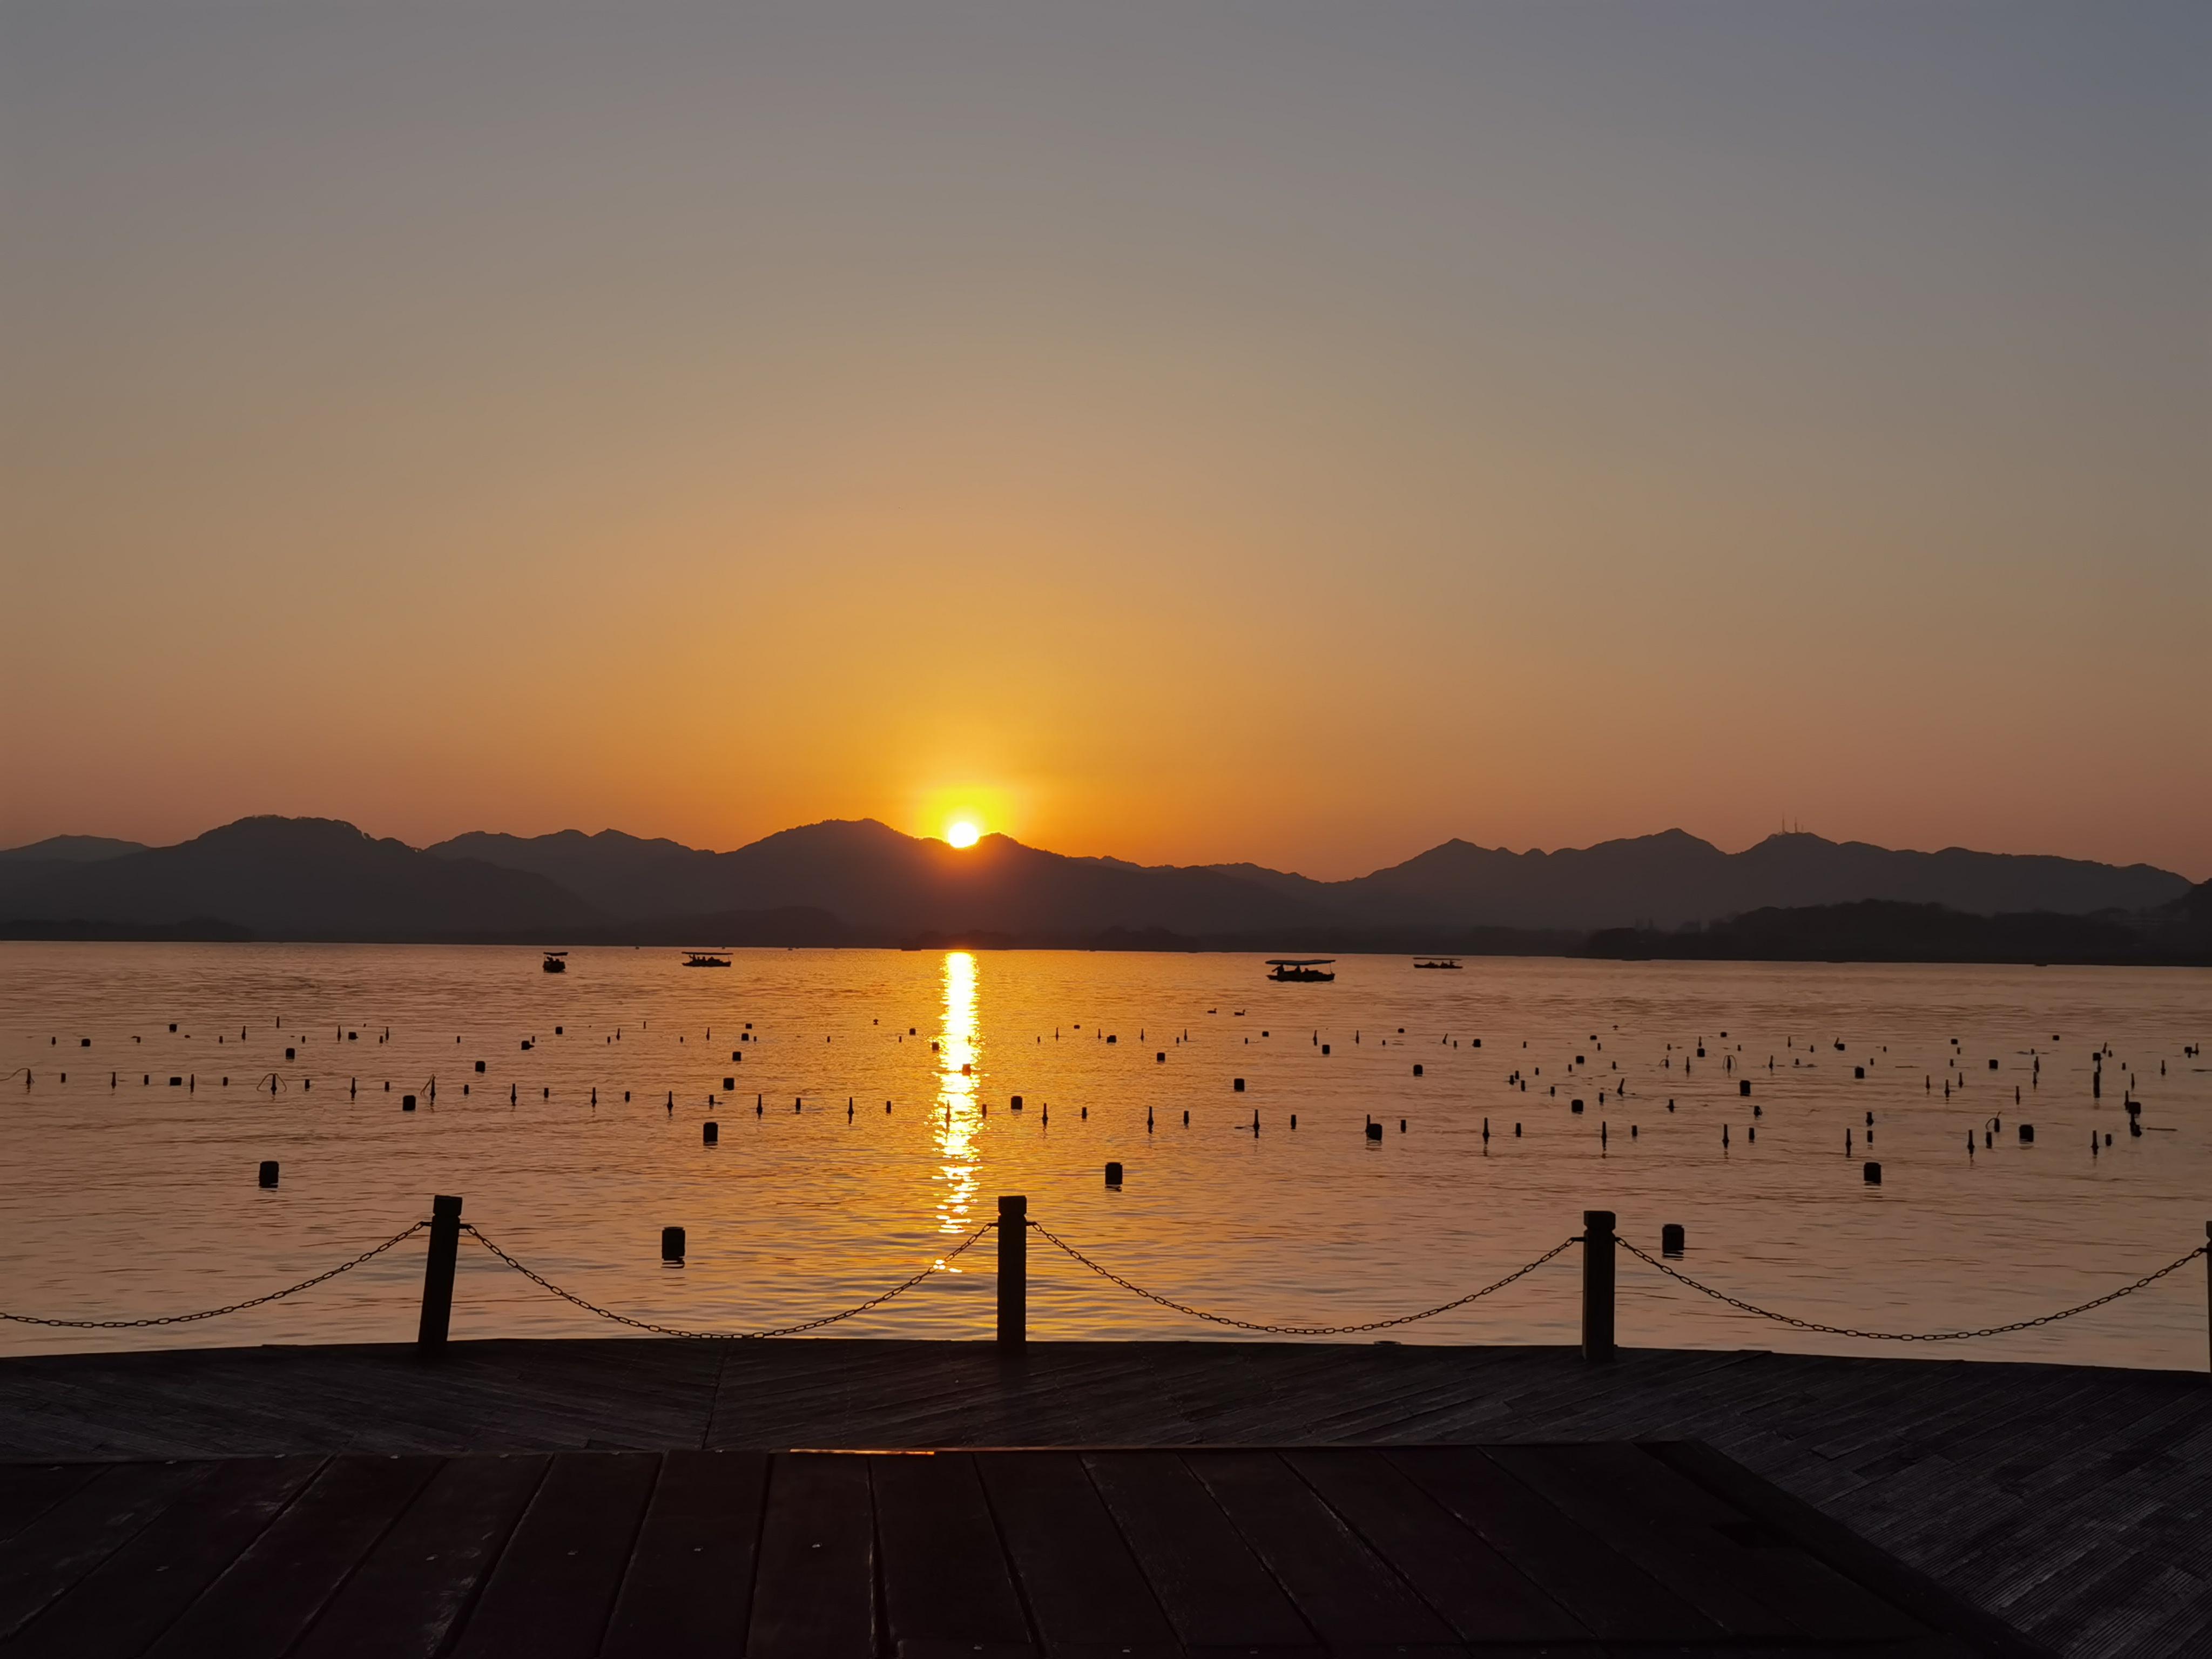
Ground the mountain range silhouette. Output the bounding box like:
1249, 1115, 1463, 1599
0, 816, 2201, 961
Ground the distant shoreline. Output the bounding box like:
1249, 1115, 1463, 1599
6, 913, 2206, 969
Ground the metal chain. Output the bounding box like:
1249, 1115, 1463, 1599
1028, 1222, 1579, 1336
1620, 1237, 2211, 1343
0, 1222, 429, 1330
461, 1220, 995, 1339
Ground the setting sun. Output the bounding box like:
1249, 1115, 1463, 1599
946, 820, 981, 849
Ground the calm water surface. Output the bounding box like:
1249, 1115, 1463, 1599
1, 944, 2206, 1366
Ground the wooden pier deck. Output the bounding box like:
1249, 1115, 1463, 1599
0, 1340, 2206, 1655
0, 1442, 2027, 1657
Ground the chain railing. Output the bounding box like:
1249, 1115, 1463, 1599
0, 1221, 427, 1330
1, 1203, 2204, 1359
1027, 1220, 1577, 1336
1618, 1236, 2211, 1344
460, 1219, 996, 1339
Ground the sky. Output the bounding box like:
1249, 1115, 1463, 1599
4, 3, 2207, 879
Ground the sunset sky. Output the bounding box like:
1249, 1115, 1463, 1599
5, 3, 2206, 879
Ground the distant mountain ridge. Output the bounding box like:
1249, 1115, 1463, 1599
0, 814, 2193, 948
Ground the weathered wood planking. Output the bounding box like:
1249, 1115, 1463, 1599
0, 1445, 2031, 1657
0, 1338, 2207, 1654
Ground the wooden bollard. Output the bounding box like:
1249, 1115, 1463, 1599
998, 1195, 1027, 1347
1582, 1210, 1616, 1363
417, 1195, 463, 1353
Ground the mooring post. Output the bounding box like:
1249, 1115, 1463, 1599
417, 1194, 463, 1353
1582, 1209, 1616, 1363
998, 1193, 1028, 1347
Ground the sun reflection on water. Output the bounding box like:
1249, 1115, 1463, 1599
933, 950, 980, 1238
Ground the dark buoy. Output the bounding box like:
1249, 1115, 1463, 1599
1570, 1098, 1584, 1114
1365, 1121, 1382, 1142
1156, 1051, 1165, 1063
1661, 1223, 1684, 1256
258, 1160, 279, 1188
2018, 1123, 2034, 1144
724, 1077, 734, 1091
284, 1048, 294, 1061
1011, 1095, 1024, 1110
474, 1060, 485, 1073
402, 1094, 416, 1111
1738, 1078, 1750, 1097
1854, 1065, 1864, 1079
662, 1226, 685, 1262
1104, 1161, 1123, 1186
1233, 1077, 1245, 1091
1412, 1063, 1423, 1076
703, 1120, 718, 1144
1321, 1043, 1330, 1055
1863, 1161, 1881, 1185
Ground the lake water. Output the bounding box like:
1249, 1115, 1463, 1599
1, 943, 2206, 1368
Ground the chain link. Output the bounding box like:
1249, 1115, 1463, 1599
1028, 1222, 1578, 1336
1620, 1237, 2210, 1343
0, 1222, 428, 1330
462, 1220, 995, 1339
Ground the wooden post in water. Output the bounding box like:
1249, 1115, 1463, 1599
417, 1194, 463, 1354
998, 1193, 1027, 1347
1582, 1209, 1616, 1363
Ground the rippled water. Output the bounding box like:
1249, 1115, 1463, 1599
1, 943, 2206, 1367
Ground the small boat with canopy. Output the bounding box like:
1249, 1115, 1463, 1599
682, 950, 731, 968
1265, 958, 1336, 982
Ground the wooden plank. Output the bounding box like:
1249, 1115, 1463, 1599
8, 1455, 319, 1657
1184, 1449, 1458, 1650
601, 1449, 769, 1659
0, 1460, 211, 1640
871, 1452, 1035, 1656
976, 1451, 1179, 1655
1386, 1444, 1718, 1644
1283, 1448, 1590, 1644
1485, 1443, 1803, 1638
288, 1454, 548, 1659
1083, 1450, 1316, 1652
1647, 1439, 2053, 1659
448, 1451, 659, 1659
0, 1466, 99, 1546
146, 1455, 443, 1659
1559, 1441, 1928, 1641
746, 1453, 874, 1659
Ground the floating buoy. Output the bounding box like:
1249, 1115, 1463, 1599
703, 1121, 718, 1145
662, 1226, 685, 1262
1662, 1223, 1684, 1256
258, 1161, 279, 1189
1863, 1161, 1881, 1184
1365, 1122, 1382, 1142
1105, 1162, 1123, 1186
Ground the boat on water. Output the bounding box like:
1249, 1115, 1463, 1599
541, 951, 568, 974
1413, 957, 1462, 970
1266, 957, 1336, 982
682, 951, 731, 968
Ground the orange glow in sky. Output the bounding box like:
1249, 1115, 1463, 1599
3, 6, 2205, 879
